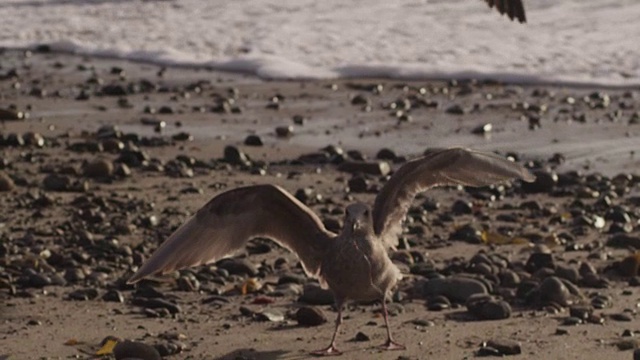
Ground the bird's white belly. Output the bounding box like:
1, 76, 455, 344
321, 240, 398, 302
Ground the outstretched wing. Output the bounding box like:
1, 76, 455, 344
483, 0, 527, 23
128, 184, 335, 283
372, 147, 534, 245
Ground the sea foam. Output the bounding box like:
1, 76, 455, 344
0, 0, 638, 86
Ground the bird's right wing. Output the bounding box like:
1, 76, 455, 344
128, 184, 335, 283
483, 0, 527, 23
372, 148, 534, 247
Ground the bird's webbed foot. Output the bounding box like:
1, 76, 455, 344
379, 338, 405, 351
311, 344, 342, 356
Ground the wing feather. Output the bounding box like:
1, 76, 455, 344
372, 148, 534, 246
128, 184, 335, 283
483, 0, 527, 23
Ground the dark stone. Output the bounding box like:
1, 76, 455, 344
295, 306, 327, 326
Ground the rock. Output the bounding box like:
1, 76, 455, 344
132, 298, 182, 314
24, 132, 45, 147
0, 107, 25, 120
43, 174, 71, 191
467, 294, 512, 320
521, 170, 557, 193
376, 148, 397, 161
294, 187, 322, 205
292, 114, 306, 125
608, 234, 640, 249
618, 253, 640, 276
113, 340, 162, 360
445, 104, 466, 115
101, 84, 127, 96
68, 288, 99, 301
0, 172, 15, 191
472, 123, 492, 135
275, 125, 294, 138
244, 134, 263, 146
351, 94, 370, 106
525, 252, 555, 273
172, 132, 193, 141
255, 310, 285, 322
347, 176, 369, 193
451, 199, 473, 215
426, 295, 451, 311
353, 332, 370, 342
216, 258, 257, 277
538, 276, 571, 306
295, 306, 327, 326
483, 339, 522, 356
422, 276, 488, 303
84, 158, 114, 178
223, 145, 251, 166
102, 290, 125, 303
450, 223, 482, 244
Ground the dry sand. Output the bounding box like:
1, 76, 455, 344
1, 49, 640, 360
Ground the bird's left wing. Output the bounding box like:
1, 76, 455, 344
128, 184, 336, 283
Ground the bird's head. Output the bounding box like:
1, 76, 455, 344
344, 202, 373, 235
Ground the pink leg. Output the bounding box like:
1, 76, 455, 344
379, 299, 405, 351
311, 301, 344, 356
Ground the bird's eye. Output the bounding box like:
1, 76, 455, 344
364, 210, 369, 216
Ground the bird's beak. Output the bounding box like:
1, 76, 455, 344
352, 219, 361, 232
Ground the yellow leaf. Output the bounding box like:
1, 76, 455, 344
96, 339, 118, 355
241, 278, 260, 295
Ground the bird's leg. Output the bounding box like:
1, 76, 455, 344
311, 300, 344, 356
379, 298, 405, 351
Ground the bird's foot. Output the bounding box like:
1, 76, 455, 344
311, 344, 342, 356
379, 339, 405, 351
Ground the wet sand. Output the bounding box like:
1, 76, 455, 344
1, 49, 640, 360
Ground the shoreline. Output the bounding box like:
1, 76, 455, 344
4, 46, 640, 90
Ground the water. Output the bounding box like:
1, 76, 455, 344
1, 0, 638, 85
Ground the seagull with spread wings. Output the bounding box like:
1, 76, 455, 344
128, 147, 534, 355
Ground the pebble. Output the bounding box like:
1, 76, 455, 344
347, 176, 369, 193
112, 340, 162, 360
538, 276, 571, 306
482, 339, 522, 356
0, 172, 15, 191
84, 158, 114, 178
223, 145, 251, 166
275, 125, 294, 138
68, 288, 99, 301
295, 306, 327, 326
422, 276, 488, 303
608, 234, 640, 249
521, 170, 557, 193
216, 258, 258, 276
353, 331, 370, 342
131, 298, 182, 314
244, 134, 263, 146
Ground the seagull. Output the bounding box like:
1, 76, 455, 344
128, 147, 535, 356
483, 0, 526, 23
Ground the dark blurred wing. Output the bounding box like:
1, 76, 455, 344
372, 147, 534, 244
128, 184, 335, 283
484, 0, 527, 23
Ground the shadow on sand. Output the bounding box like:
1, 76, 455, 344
215, 348, 297, 360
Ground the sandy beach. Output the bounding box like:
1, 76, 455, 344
1, 49, 640, 360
